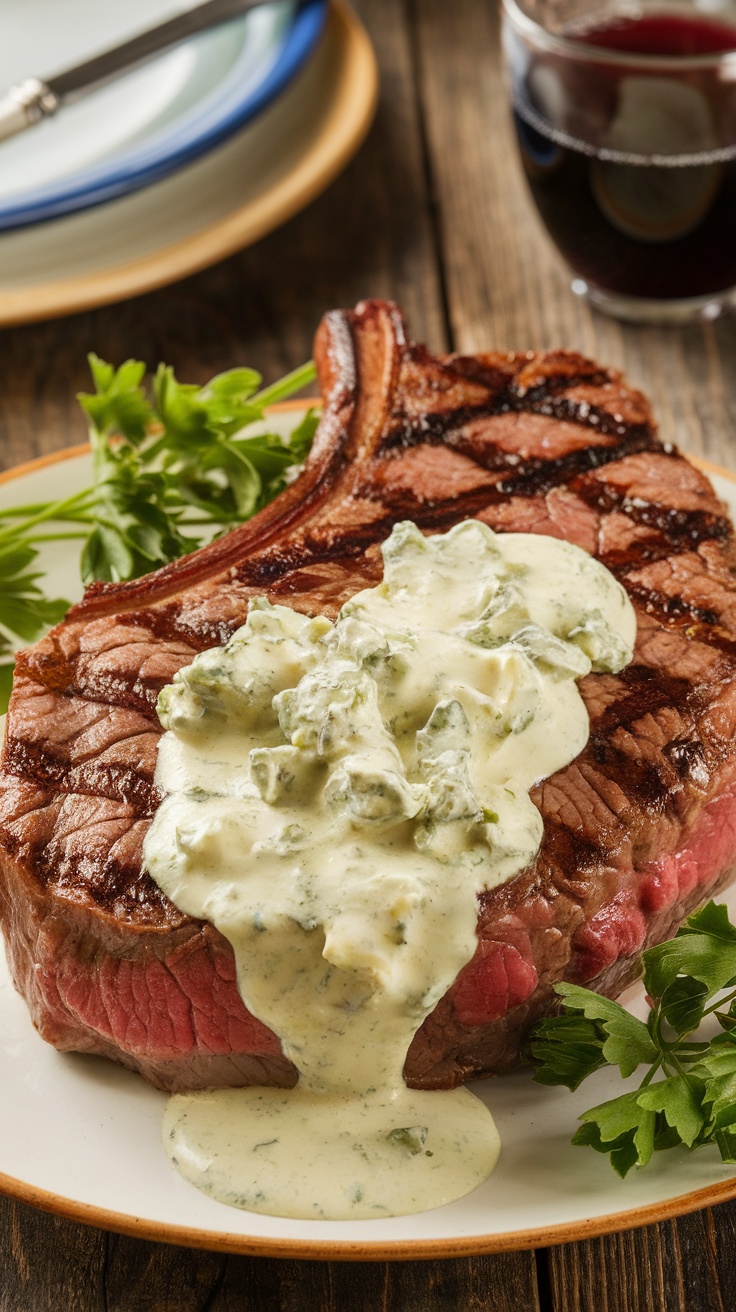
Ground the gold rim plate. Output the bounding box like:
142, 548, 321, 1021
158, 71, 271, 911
0, 441, 735, 1258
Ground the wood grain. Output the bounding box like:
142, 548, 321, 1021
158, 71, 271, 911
0, 1199, 106, 1312
2, 0, 736, 1306
1, 1199, 540, 1312
545, 1206, 736, 1312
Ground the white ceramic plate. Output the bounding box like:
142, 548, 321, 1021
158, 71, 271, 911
0, 0, 328, 229
2, 438, 736, 1259
0, 1, 377, 326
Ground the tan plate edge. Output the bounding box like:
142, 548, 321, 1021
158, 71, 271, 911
3, 1164, 736, 1262
0, 0, 378, 327
2, 444, 736, 1258
0, 443, 91, 485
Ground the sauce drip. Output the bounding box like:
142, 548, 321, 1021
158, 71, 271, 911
144, 520, 635, 1219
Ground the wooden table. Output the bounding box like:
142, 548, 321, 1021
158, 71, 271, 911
3, 1, 736, 1307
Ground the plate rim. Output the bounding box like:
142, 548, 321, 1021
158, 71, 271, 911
4, 1163, 736, 1260
1, 434, 736, 1258
0, 0, 329, 232
0, 0, 378, 328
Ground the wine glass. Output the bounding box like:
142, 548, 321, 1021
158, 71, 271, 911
502, 0, 736, 322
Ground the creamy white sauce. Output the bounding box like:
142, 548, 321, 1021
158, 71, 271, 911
144, 519, 635, 1220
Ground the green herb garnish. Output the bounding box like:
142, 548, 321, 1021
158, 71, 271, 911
0, 355, 318, 712
531, 901, 736, 1176
386, 1126, 429, 1155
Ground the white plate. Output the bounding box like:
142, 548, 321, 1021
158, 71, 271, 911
0, 0, 328, 228
0, 1, 377, 326
2, 438, 736, 1258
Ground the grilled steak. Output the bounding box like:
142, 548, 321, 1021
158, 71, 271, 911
2, 299, 736, 1093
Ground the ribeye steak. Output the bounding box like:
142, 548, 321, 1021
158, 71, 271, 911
2, 299, 736, 1093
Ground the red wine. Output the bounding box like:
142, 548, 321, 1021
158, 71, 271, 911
574, 11, 736, 56
510, 10, 736, 301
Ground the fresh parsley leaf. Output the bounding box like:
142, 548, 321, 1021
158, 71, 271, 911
644, 902, 736, 1000
80, 443, 191, 583
0, 663, 14, 710
636, 1074, 705, 1148
540, 983, 657, 1078
530, 984, 660, 1100
281, 408, 320, 465
79, 356, 317, 577
530, 901, 736, 1176
79, 355, 153, 444
0, 354, 318, 710
531, 1013, 608, 1090
714, 1126, 736, 1164
688, 901, 736, 943
0, 541, 69, 649
573, 1090, 657, 1176
658, 975, 709, 1037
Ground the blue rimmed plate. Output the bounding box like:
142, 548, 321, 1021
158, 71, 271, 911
0, 0, 378, 325
0, 0, 327, 231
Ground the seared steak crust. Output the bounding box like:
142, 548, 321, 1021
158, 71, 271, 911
2, 299, 736, 1091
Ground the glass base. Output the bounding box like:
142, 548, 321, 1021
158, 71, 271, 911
570, 278, 736, 325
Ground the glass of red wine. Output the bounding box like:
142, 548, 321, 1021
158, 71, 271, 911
502, 0, 736, 322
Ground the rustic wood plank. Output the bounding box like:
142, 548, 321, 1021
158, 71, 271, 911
88, 1242, 544, 1312
0, 1198, 106, 1312
0, 1210, 544, 1312
167, 1253, 541, 1312
410, 0, 736, 468
545, 1205, 736, 1312
103, 1232, 225, 1312
679, 1205, 736, 1311
0, 1219, 543, 1312
546, 1224, 683, 1312
68, 1203, 736, 1312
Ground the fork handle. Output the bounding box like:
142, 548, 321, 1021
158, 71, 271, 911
0, 79, 59, 142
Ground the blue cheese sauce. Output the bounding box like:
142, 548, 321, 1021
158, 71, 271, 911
143, 520, 635, 1220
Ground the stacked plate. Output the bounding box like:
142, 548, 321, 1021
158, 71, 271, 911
0, 0, 378, 325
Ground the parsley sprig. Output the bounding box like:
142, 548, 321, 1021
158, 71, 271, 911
531, 901, 736, 1176
0, 355, 318, 712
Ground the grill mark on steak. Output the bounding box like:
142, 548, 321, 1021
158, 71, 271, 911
493, 433, 659, 498
592, 664, 696, 734
382, 400, 657, 475
42, 854, 168, 919
604, 542, 717, 572
382, 395, 644, 450
2, 297, 736, 1093
624, 581, 724, 630
572, 470, 732, 573
4, 735, 157, 814
577, 487, 731, 546
115, 602, 212, 648
586, 731, 686, 814
382, 358, 648, 451
584, 665, 700, 813
529, 817, 608, 880
15, 643, 175, 718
